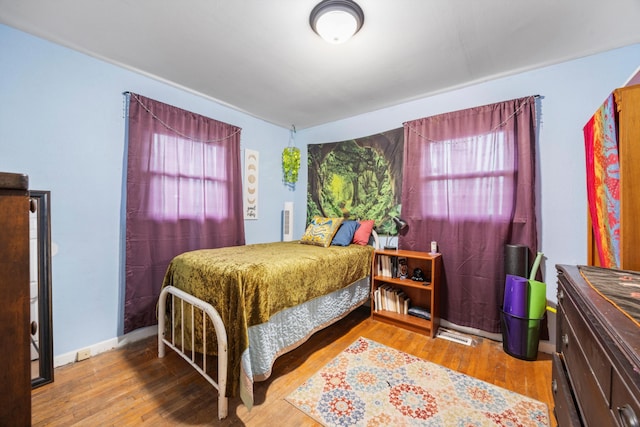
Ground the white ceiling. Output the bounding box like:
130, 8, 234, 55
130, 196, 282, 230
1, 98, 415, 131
2, 0, 640, 129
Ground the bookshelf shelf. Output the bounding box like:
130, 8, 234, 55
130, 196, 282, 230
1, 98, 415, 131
371, 249, 441, 338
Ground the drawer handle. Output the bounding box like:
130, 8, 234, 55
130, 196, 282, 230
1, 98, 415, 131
562, 334, 569, 347
557, 289, 564, 302
551, 379, 557, 394
618, 404, 639, 427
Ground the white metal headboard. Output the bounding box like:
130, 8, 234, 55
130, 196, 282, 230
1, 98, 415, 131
370, 229, 380, 249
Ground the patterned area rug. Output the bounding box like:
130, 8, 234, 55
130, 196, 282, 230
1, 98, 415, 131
286, 337, 549, 426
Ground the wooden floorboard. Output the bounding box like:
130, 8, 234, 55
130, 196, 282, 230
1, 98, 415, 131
32, 306, 556, 426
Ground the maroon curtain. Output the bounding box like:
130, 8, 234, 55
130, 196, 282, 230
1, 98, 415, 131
124, 93, 245, 333
400, 97, 538, 333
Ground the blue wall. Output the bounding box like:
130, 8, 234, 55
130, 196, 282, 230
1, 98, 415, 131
0, 24, 292, 359
298, 45, 640, 305
2, 23, 639, 360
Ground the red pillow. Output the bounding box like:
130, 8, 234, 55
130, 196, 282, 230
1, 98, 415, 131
352, 220, 375, 245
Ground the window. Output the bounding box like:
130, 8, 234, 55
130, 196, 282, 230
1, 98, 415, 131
421, 132, 515, 220
147, 133, 228, 220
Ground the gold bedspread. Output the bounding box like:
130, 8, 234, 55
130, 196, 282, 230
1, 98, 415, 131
161, 241, 374, 397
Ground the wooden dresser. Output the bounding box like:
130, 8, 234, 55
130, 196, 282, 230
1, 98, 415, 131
0, 172, 31, 425
553, 265, 640, 427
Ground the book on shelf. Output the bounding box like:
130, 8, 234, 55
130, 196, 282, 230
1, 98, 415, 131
374, 284, 410, 314
395, 290, 407, 314
374, 284, 390, 311
392, 256, 398, 278
403, 297, 410, 315
381, 284, 392, 310
377, 254, 402, 278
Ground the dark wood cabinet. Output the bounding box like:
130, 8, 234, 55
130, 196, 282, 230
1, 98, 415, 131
553, 265, 640, 427
0, 172, 31, 426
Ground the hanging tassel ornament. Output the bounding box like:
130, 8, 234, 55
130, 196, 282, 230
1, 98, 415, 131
282, 125, 300, 187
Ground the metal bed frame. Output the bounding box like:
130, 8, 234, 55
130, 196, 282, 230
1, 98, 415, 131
157, 231, 378, 420
158, 285, 229, 419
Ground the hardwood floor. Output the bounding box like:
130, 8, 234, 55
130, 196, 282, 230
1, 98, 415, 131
32, 307, 556, 426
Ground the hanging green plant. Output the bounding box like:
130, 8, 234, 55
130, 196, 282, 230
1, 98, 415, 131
282, 146, 300, 185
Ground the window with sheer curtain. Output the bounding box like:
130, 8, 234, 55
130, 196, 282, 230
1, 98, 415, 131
400, 97, 538, 333
421, 131, 514, 220
124, 93, 245, 333
146, 133, 230, 220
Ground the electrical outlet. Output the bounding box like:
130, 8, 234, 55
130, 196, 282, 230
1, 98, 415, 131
76, 348, 91, 361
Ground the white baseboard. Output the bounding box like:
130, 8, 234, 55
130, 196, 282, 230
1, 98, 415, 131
538, 340, 555, 354
440, 319, 502, 342
53, 314, 556, 368
54, 325, 157, 368
440, 319, 555, 355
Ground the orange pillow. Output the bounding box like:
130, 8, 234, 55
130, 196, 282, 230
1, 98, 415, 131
352, 220, 375, 245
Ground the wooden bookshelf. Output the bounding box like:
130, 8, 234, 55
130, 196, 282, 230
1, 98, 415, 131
371, 249, 441, 338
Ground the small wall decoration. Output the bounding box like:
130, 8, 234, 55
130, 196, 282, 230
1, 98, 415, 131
244, 149, 259, 219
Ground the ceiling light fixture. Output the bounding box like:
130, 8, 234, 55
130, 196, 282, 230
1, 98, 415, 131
310, 0, 364, 44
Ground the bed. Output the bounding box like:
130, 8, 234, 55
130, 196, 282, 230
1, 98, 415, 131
157, 228, 378, 419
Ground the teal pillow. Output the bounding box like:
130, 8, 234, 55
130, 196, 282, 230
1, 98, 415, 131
331, 220, 360, 246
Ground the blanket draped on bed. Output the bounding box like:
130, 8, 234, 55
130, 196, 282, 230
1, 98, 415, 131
161, 241, 373, 400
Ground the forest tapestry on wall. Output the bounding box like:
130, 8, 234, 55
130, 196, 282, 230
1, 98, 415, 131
307, 128, 404, 235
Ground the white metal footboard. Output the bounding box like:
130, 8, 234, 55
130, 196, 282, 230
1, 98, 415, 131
158, 285, 228, 420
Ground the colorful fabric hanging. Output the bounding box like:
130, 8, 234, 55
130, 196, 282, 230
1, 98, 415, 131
583, 94, 620, 268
